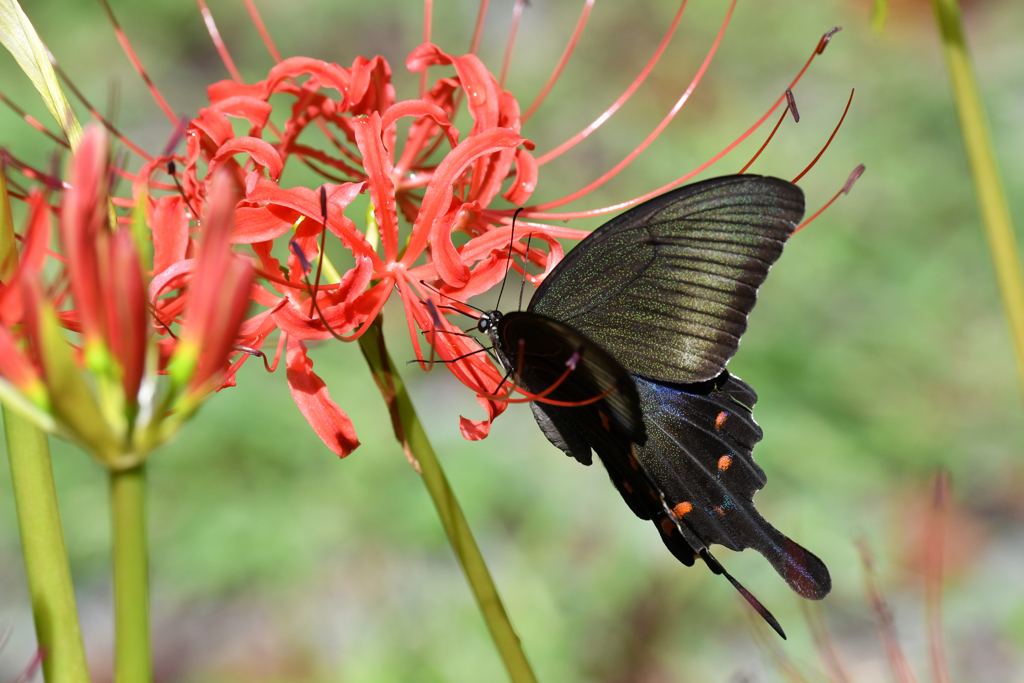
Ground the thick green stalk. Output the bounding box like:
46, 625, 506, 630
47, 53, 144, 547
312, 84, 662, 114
931, 0, 1024, 396
4, 406, 90, 683
110, 464, 151, 683
358, 319, 538, 683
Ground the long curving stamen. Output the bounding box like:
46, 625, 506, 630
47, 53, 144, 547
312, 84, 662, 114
521, 0, 596, 124
421, 0, 435, 98
509, 25, 844, 221
241, 0, 284, 62
738, 89, 796, 174
791, 88, 854, 184
533, 0, 686, 162
96, 0, 177, 123
499, 0, 527, 89
0, 88, 69, 149
526, 0, 736, 212
166, 161, 199, 221
50, 62, 153, 160
468, 0, 490, 56
196, 0, 243, 83
794, 164, 864, 234
308, 187, 329, 317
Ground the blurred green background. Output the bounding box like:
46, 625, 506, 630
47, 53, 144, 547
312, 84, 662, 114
1, 0, 1023, 680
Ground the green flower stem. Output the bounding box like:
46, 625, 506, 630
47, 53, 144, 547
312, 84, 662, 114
931, 0, 1024, 395
358, 319, 538, 683
3, 405, 90, 683
110, 463, 151, 683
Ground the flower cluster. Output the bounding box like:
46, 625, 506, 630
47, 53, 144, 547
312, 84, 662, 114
130, 43, 593, 454
0, 125, 253, 468
1, 0, 837, 460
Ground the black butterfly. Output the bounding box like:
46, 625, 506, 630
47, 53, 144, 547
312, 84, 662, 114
475, 175, 831, 638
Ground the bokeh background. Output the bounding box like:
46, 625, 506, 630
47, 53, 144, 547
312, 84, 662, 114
1, 0, 1023, 680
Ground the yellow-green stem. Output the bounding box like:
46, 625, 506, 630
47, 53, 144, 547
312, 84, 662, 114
358, 319, 538, 683
931, 0, 1024, 397
111, 464, 151, 683
4, 406, 90, 683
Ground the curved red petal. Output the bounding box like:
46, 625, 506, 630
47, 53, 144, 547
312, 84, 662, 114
211, 95, 273, 130
265, 57, 351, 100
286, 336, 360, 457
502, 148, 538, 205
210, 136, 284, 181
404, 128, 525, 282
459, 395, 507, 441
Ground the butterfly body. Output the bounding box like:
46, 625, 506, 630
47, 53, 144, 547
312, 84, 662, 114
476, 175, 831, 634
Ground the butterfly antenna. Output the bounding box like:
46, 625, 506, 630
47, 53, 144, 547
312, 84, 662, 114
406, 346, 493, 365
420, 299, 447, 371
494, 207, 524, 312
517, 230, 534, 311
418, 280, 486, 316
699, 548, 786, 639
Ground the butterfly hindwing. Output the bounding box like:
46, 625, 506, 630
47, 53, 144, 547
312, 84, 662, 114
494, 311, 645, 465
634, 372, 831, 599
530, 175, 804, 383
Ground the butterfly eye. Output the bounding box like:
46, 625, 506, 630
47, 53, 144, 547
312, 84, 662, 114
477, 318, 490, 333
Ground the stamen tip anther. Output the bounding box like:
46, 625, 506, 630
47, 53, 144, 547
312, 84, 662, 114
818, 27, 842, 54
843, 164, 865, 194
289, 239, 312, 275
785, 88, 800, 123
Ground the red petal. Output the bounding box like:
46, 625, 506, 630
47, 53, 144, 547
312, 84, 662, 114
209, 136, 284, 182
404, 128, 525, 282
459, 396, 507, 441
286, 336, 360, 457
150, 195, 189, 275
211, 95, 273, 130
60, 125, 109, 344
349, 55, 395, 116
265, 57, 351, 100
502, 148, 538, 205
352, 113, 400, 263
207, 80, 265, 103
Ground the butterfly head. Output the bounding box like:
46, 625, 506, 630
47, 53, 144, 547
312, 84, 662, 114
477, 310, 503, 340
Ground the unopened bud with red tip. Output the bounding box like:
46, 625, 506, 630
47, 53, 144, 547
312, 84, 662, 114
168, 170, 254, 412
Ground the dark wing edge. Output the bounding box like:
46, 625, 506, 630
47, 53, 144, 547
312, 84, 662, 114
531, 175, 805, 383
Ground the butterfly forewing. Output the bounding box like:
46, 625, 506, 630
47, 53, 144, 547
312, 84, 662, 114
530, 175, 804, 383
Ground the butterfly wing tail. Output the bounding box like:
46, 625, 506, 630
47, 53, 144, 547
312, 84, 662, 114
699, 548, 787, 639
742, 519, 832, 600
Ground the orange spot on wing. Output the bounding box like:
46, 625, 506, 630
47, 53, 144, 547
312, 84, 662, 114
714, 506, 724, 515
660, 517, 675, 536
628, 446, 640, 470
598, 410, 611, 431
718, 455, 733, 471
623, 480, 633, 494
671, 502, 692, 519
715, 411, 729, 430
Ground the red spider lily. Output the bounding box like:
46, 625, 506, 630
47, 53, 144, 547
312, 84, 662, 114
0, 124, 254, 466
10, 0, 844, 456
